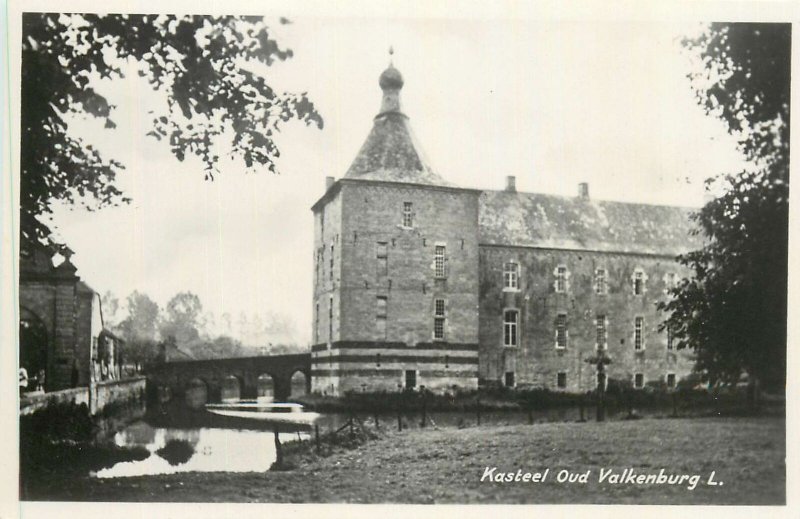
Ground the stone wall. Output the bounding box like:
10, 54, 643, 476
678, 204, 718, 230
19, 387, 90, 416
311, 180, 481, 395
478, 246, 695, 391
19, 377, 146, 416
19, 278, 81, 391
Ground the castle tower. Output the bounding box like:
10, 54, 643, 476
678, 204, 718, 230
310, 58, 481, 395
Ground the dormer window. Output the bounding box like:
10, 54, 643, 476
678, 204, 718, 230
402, 202, 413, 228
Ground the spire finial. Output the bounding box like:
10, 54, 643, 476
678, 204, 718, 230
389, 45, 394, 65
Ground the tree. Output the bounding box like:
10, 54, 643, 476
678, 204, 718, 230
159, 292, 204, 348
100, 291, 121, 327
117, 291, 161, 369
660, 23, 789, 393
189, 335, 247, 360
20, 13, 322, 250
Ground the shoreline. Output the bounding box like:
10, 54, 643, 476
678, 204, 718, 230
21, 415, 785, 504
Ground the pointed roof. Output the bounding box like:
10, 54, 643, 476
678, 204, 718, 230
344, 61, 451, 186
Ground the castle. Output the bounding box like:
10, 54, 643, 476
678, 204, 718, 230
310, 63, 698, 395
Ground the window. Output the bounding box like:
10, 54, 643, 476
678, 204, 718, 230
557, 372, 567, 389
315, 303, 319, 343
505, 372, 515, 387
376, 242, 388, 276
632, 269, 646, 295
634, 316, 644, 350
433, 298, 446, 340
666, 373, 676, 389
555, 265, 568, 293
595, 268, 607, 295
317, 249, 323, 283
376, 296, 387, 339
330, 244, 335, 280
328, 296, 333, 342
434, 245, 447, 278
634, 373, 644, 389
405, 370, 417, 389
595, 315, 607, 350
555, 313, 568, 349
503, 262, 519, 289
666, 325, 674, 350
503, 310, 519, 346
402, 202, 413, 228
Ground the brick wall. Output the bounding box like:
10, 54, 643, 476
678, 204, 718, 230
478, 246, 695, 391
311, 180, 481, 394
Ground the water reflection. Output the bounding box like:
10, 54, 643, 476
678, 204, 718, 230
156, 439, 195, 466
96, 421, 307, 478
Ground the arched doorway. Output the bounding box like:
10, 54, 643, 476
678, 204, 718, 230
221, 375, 242, 402
257, 374, 275, 402
185, 378, 209, 409
19, 309, 48, 392
290, 371, 308, 398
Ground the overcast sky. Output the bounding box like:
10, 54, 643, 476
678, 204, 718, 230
49, 16, 744, 345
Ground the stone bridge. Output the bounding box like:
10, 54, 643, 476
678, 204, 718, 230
145, 353, 311, 405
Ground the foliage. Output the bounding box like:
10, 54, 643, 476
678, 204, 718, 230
159, 291, 204, 345
155, 439, 195, 466
21, 13, 322, 250
660, 23, 789, 391
117, 291, 161, 367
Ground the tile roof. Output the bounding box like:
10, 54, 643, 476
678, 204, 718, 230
478, 190, 702, 256
343, 64, 451, 187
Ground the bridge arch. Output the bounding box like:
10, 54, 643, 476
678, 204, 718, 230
185, 377, 209, 409
257, 373, 276, 402
221, 374, 243, 402
289, 370, 308, 398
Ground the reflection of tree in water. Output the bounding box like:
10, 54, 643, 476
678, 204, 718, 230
115, 422, 157, 447
164, 428, 200, 446
156, 439, 196, 466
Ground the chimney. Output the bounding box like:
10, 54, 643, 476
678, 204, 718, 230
505, 176, 516, 192
578, 182, 589, 199
325, 176, 335, 190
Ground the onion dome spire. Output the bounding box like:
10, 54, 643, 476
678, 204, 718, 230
343, 51, 451, 186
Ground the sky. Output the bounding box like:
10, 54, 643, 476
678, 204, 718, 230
47, 16, 744, 346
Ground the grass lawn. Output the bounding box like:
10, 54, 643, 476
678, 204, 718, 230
25, 416, 784, 504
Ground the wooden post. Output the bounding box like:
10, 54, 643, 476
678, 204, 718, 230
374, 411, 379, 428
274, 430, 283, 468
397, 411, 402, 431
